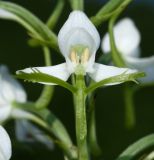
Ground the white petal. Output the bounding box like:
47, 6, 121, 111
102, 18, 141, 57
17, 63, 70, 85
0, 105, 12, 123
0, 126, 12, 160
89, 63, 136, 84
0, 9, 16, 19
58, 11, 100, 57
125, 56, 154, 83
0, 65, 27, 103
15, 120, 54, 150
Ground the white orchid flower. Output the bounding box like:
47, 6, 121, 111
15, 120, 54, 150
18, 11, 136, 85
0, 65, 53, 148
0, 65, 27, 122
0, 126, 12, 160
102, 18, 154, 84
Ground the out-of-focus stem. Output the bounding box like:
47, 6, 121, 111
35, 47, 54, 109
124, 85, 136, 129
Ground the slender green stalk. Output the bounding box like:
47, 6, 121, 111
109, 16, 125, 67
74, 75, 89, 160
43, 47, 52, 66
69, 0, 84, 11
88, 93, 102, 157
47, 0, 64, 29
35, 47, 54, 109
124, 85, 136, 129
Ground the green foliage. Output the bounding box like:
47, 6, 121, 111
117, 134, 154, 160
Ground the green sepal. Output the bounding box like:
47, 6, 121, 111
85, 72, 145, 93
116, 134, 154, 160
0, 1, 58, 50
16, 70, 76, 93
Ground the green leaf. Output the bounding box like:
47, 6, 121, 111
28, 0, 64, 48
16, 70, 76, 93
85, 71, 145, 93
116, 134, 154, 160
0, 1, 58, 50
91, 0, 133, 26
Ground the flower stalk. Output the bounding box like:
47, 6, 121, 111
35, 47, 54, 109
124, 85, 136, 129
74, 75, 89, 160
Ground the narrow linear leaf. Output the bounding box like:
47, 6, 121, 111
16, 71, 76, 93
116, 134, 154, 160
29, 0, 64, 48
0, 1, 58, 50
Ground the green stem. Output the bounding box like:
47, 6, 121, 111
109, 16, 125, 67
69, 0, 84, 11
88, 93, 102, 157
124, 85, 136, 129
28, 0, 64, 49
35, 47, 54, 109
47, 0, 64, 29
74, 75, 89, 160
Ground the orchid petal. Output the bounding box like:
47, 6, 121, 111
125, 56, 154, 83
0, 65, 26, 103
0, 105, 11, 123
89, 63, 137, 84
102, 18, 141, 57
0, 126, 12, 160
58, 11, 100, 58
17, 63, 70, 85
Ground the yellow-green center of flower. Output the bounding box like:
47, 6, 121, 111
69, 45, 90, 64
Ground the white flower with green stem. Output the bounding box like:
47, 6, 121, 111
18, 11, 138, 84
102, 18, 154, 85
0, 65, 54, 149
16, 11, 144, 160
102, 17, 154, 129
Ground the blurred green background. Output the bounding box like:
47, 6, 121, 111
0, 0, 154, 160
